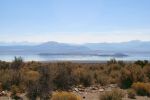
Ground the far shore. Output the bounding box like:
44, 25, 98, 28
30, 60, 149, 64
2, 59, 150, 64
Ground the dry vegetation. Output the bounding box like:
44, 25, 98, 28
51, 92, 81, 100
100, 89, 125, 100
0, 58, 150, 100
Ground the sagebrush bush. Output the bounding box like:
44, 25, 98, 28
26, 66, 53, 100
130, 65, 145, 82
53, 62, 77, 90
135, 60, 148, 68
94, 72, 108, 86
11, 57, 24, 70
107, 59, 117, 65
118, 65, 145, 89
24, 61, 42, 71
118, 68, 132, 89
132, 82, 150, 96
51, 92, 81, 100
109, 71, 120, 84
0, 61, 10, 69
73, 67, 94, 87
24, 70, 40, 81
100, 89, 124, 100
109, 64, 122, 71
79, 70, 93, 87
0, 69, 14, 90
143, 65, 150, 81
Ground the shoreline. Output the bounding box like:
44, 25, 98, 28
1, 59, 149, 63
33, 60, 149, 64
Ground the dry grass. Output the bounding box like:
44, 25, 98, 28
99, 89, 125, 100
51, 91, 81, 100
132, 82, 150, 96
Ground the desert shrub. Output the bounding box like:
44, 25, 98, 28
132, 82, 150, 96
38, 66, 53, 99
100, 89, 124, 100
0, 69, 13, 90
73, 67, 95, 87
118, 65, 145, 89
26, 66, 53, 100
1, 69, 25, 92
104, 64, 122, 77
107, 59, 117, 65
127, 89, 136, 99
79, 70, 93, 87
72, 67, 84, 84
26, 81, 39, 100
109, 64, 121, 71
25, 70, 40, 100
24, 61, 42, 71
130, 65, 145, 82
118, 68, 132, 89
143, 65, 150, 81
24, 70, 40, 81
107, 59, 125, 67
11, 71, 23, 86
94, 72, 108, 86
109, 71, 120, 84
11, 57, 24, 70
0, 61, 10, 69
51, 92, 81, 100
117, 60, 125, 67
53, 62, 76, 90
135, 60, 148, 68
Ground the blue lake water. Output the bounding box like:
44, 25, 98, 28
0, 54, 149, 61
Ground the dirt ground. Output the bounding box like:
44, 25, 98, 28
0, 94, 150, 100
1, 89, 150, 100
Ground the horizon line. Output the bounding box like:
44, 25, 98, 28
0, 40, 149, 45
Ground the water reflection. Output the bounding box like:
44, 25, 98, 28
0, 54, 149, 62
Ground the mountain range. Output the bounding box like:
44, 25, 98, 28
0, 40, 149, 56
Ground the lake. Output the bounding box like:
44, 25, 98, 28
0, 54, 149, 62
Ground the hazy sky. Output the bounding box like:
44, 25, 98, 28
0, 0, 150, 43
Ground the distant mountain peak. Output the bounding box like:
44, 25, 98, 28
40, 41, 59, 45
127, 40, 142, 43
